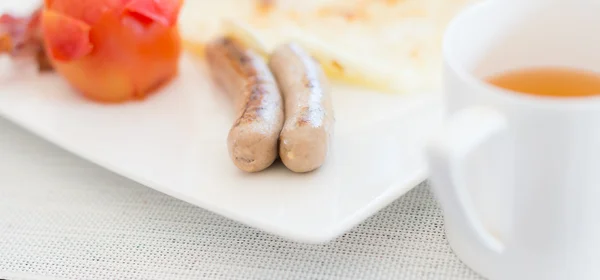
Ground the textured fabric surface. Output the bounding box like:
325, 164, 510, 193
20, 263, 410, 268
0, 117, 482, 280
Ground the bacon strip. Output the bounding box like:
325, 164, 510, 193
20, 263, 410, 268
0, 7, 53, 71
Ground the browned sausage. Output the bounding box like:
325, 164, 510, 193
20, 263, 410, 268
205, 37, 284, 172
268, 43, 334, 173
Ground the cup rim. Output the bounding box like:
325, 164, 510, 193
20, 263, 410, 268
442, 0, 600, 110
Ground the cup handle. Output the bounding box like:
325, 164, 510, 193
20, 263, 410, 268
426, 106, 508, 255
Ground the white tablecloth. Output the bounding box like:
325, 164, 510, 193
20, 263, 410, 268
0, 116, 482, 280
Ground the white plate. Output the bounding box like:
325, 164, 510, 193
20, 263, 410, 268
0, 3, 442, 243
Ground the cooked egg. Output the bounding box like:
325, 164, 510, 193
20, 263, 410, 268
179, 0, 474, 93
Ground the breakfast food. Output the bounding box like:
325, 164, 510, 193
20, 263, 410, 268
0, 8, 52, 71
269, 43, 334, 173
1, 0, 475, 176
205, 37, 284, 172
221, 19, 269, 58
287, 32, 401, 93
208, 19, 399, 93
40, 0, 183, 102
179, 0, 473, 93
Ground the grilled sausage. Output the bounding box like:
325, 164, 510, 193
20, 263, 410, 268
206, 37, 284, 172
269, 43, 334, 173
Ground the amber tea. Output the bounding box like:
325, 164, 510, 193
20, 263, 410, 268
486, 67, 600, 97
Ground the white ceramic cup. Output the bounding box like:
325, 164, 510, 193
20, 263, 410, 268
426, 1, 600, 279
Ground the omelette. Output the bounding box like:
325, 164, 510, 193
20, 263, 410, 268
179, 0, 474, 93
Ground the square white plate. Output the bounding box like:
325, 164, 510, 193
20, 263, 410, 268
0, 2, 442, 243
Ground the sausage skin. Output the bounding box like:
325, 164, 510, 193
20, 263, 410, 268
206, 37, 284, 172
269, 43, 334, 173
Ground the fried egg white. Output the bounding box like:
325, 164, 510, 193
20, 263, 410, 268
179, 0, 474, 93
